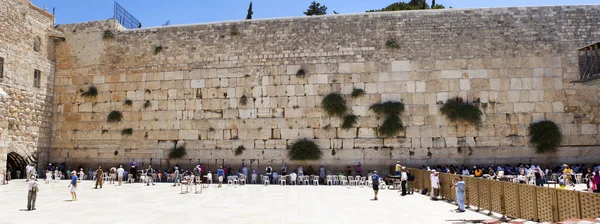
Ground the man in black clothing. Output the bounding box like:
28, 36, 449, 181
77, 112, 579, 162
407, 169, 415, 194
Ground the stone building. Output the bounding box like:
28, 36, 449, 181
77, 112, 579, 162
0, 0, 56, 177
2, 0, 600, 176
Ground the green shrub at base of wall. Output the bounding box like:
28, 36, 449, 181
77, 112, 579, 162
288, 139, 322, 161
528, 120, 563, 154
107, 111, 123, 123
321, 93, 347, 117
235, 145, 245, 156
440, 97, 482, 127
169, 145, 187, 159
341, 114, 358, 130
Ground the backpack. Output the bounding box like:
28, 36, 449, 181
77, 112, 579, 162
407, 172, 415, 181
421, 188, 428, 195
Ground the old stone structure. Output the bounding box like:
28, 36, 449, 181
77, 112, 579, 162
2, 0, 600, 175
0, 0, 56, 177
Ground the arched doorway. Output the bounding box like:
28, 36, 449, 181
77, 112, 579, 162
7, 152, 27, 179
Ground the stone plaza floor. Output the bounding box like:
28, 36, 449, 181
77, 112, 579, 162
0, 179, 494, 224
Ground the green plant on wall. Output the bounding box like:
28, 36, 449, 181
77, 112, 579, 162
80, 86, 98, 98
124, 99, 133, 106
121, 128, 133, 136
240, 95, 248, 106
154, 45, 163, 55
528, 120, 563, 154
231, 25, 240, 36
321, 93, 347, 117
351, 88, 365, 98
168, 145, 187, 159
143, 100, 151, 109
288, 139, 322, 161
386, 39, 400, 49
103, 30, 114, 40
296, 68, 306, 78
235, 145, 245, 156
440, 97, 482, 127
370, 101, 405, 138
107, 111, 123, 123
341, 114, 358, 130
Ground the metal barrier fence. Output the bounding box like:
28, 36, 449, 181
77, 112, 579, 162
408, 168, 600, 222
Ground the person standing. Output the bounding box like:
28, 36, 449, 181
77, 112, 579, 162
217, 166, 224, 188
346, 166, 352, 176
431, 172, 440, 200
281, 164, 287, 176
454, 176, 466, 212
68, 171, 78, 201
147, 165, 155, 186
400, 167, 408, 196
25, 164, 31, 182
355, 163, 361, 176
372, 171, 381, 200
27, 175, 39, 210
242, 165, 248, 178
109, 166, 116, 185
172, 167, 180, 187
406, 169, 415, 195
94, 166, 103, 189
265, 165, 273, 183
78, 168, 84, 182
117, 165, 124, 186
395, 161, 401, 175
319, 166, 326, 182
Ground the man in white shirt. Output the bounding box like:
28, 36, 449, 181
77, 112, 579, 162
431, 172, 440, 200
117, 165, 125, 186
27, 175, 39, 210
400, 167, 408, 196
25, 164, 32, 182
289, 172, 298, 185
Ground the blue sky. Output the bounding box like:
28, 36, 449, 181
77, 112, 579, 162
31, 0, 600, 27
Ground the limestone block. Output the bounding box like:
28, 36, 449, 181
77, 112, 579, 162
391, 60, 410, 72
358, 128, 376, 138
459, 79, 470, 91
552, 102, 564, 112
581, 124, 598, 135
78, 103, 93, 112
510, 78, 522, 90
445, 137, 458, 147
165, 71, 184, 80
436, 92, 448, 103
378, 73, 390, 82
191, 79, 205, 88
432, 137, 445, 148
93, 76, 104, 84
338, 63, 352, 73
280, 128, 313, 140
415, 81, 426, 93
239, 109, 257, 119
354, 139, 383, 149
342, 139, 355, 149
508, 91, 520, 103
390, 72, 410, 81
179, 130, 199, 140
384, 138, 411, 148
440, 70, 462, 79
352, 106, 367, 116
316, 64, 336, 73
365, 83, 378, 94
381, 94, 401, 102
522, 78, 533, 90
467, 70, 488, 78
405, 127, 420, 138
350, 63, 366, 73
534, 102, 552, 113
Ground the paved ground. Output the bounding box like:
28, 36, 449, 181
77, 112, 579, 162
0, 179, 493, 224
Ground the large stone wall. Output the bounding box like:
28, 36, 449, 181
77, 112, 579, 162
0, 0, 56, 176
50, 6, 600, 173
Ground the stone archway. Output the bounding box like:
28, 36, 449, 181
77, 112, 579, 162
7, 152, 27, 179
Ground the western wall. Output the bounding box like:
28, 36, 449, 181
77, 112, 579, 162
3, 0, 600, 175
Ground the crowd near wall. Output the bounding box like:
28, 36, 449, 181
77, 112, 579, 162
3, 0, 600, 174
0, 0, 56, 176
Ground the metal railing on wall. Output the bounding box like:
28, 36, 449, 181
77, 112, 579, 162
114, 1, 142, 29
408, 168, 600, 222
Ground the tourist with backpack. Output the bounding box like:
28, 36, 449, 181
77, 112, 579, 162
407, 169, 415, 195
372, 171, 381, 200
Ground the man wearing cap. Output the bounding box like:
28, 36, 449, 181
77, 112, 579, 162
217, 166, 224, 188
431, 172, 440, 200
395, 161, 401, 176
27, 175, 39, 210
372, 171, 381, 200
68, 171, 78, 201
146, 165, 155, 186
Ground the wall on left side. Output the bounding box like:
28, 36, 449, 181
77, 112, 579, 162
0, 0, 56, 177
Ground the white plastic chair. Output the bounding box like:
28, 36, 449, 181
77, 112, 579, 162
206, 174, 213, 184
348, 176, 355, 186
280, 176, 286, 185
302, 176, 309, 185
167, 174, 173, 182
340, 176, 348, 186
378, 178, 386, 190
358, 176, 366, 187
575, 173, 583, 184
333, 175, 340, 185
227, 176, 234, 185
239, 175, 247, 185
128, 174, 135, 183
232, 176, 239, 185
251, 174, 257, 184
263, 176, 270, 186
313, 176, 319, 186
326, 175, 333, 185
103, 173, 109, 182
367, 176, 373, 187
290, 175, 297, 185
